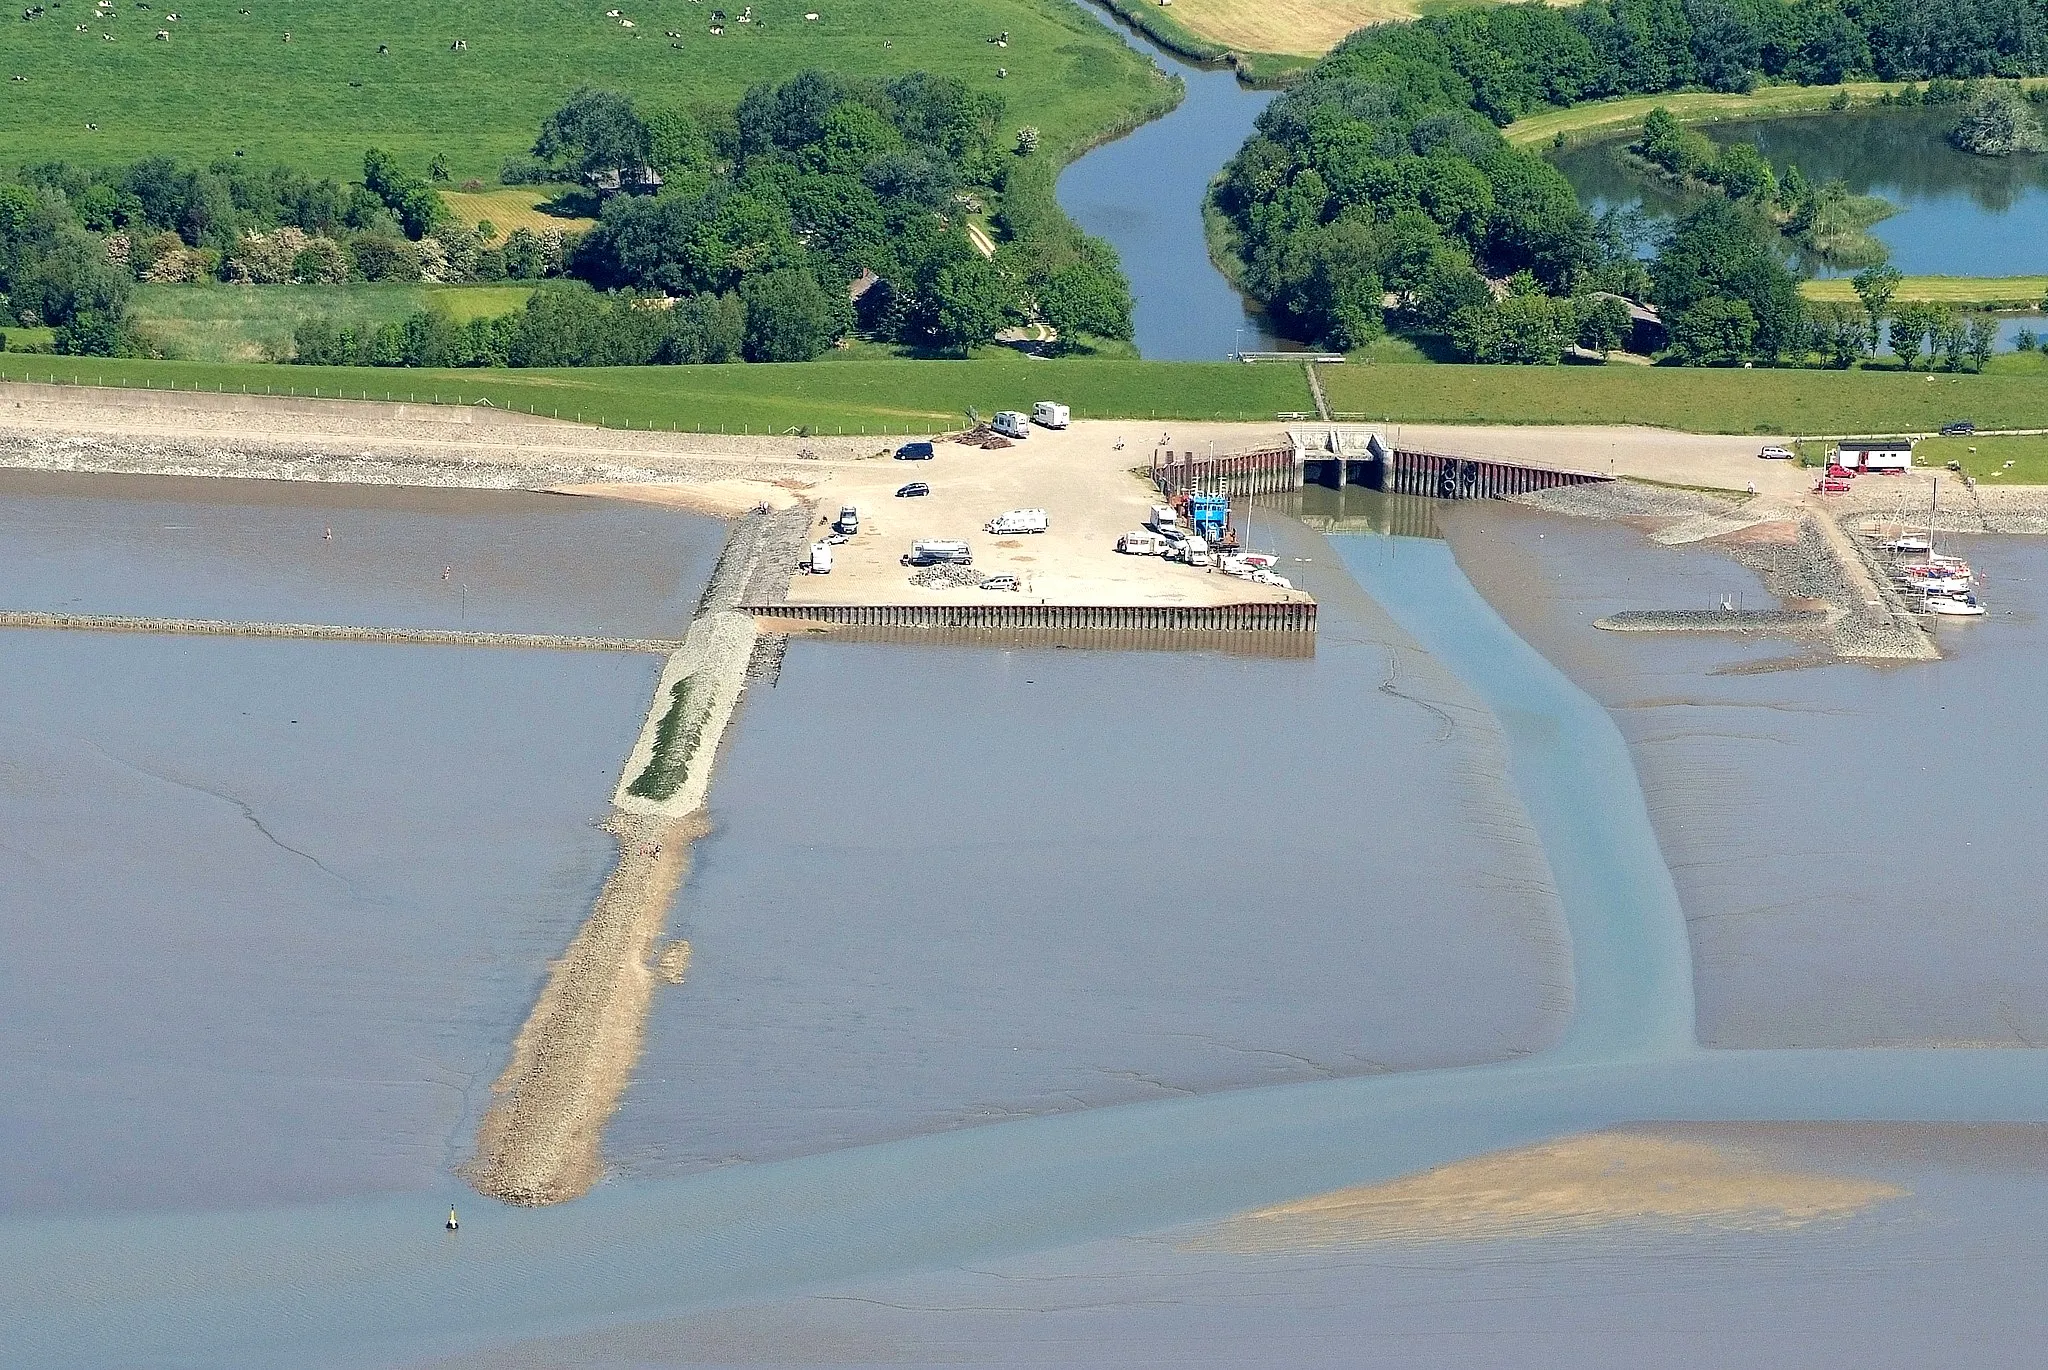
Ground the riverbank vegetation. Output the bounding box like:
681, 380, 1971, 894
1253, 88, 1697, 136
1630, 107, 1893, 266
1214, 0, 2048, 365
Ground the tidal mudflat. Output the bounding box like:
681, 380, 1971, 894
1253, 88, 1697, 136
0, 473, 725, 1218
608, 514, 1573, 1177
1445, 499, 2048, 1048
0, 469, 724, 636
436, 1124, 2048, 1369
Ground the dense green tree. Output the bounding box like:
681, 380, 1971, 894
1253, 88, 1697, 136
1575, 293, 1634, 352
739, 267, 846, 361
925, 255, 1010, 352
1668, 295, 1758, 363
535, 87, 653, 175
1650, 198, 1801, 359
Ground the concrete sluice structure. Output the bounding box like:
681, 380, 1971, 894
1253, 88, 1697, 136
1155, 426, 1614, 504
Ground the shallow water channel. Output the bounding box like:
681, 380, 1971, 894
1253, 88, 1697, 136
1054, 2, 1293, 359
14, 489, 2048, 1366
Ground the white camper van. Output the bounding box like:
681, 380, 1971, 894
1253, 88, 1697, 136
1117, 530, 1164, 555
906, 539, 973, 566
1032, 401, 1070, 429
985, 508, 1049, 535
1147, 504, 1178, 533
808, 541, 834, 574
992, 411, 1030, 440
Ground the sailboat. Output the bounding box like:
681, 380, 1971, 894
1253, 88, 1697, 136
1913, 477, 1986, 616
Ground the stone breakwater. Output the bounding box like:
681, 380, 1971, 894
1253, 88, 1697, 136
469, 505, 813, 1206
1595, 609, 1830, 635
0, 610, 684, 653
1514, 481, 1938, 663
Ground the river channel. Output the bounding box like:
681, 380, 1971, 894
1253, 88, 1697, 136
1055, 3, 1293, 360
13, 480, 2048, 1364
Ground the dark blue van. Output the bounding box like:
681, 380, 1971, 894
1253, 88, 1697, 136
894, 441, 935, 460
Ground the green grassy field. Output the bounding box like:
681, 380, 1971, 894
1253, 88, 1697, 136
1321, 362, 2048, 434
130, 284, 536, 362
1800, 277, 2048, 310
0, 0, 1166, 180
0, 357, 1316, 432
1504, 79, 2048, 150
11, 354, 2048, 435
1919, 435, 2048, 484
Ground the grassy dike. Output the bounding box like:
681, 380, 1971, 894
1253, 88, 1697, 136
0, 357, 1318, 431
1503, 78, 2048, 150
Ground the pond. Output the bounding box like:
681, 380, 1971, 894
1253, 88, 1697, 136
1554, 107, 2048, 278
1554, 106, 2048, 349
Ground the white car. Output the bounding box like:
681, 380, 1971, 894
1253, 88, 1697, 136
1758, 445, 1795, 460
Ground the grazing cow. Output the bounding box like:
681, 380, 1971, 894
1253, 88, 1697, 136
377, 42, 388, 52
155, 27, 167, 37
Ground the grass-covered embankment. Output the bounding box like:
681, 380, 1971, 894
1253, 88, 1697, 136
0, 356, 1317, 432
1920, 434, 2048, 483
1504, 78, 2048, 151
1800, 278, 2048, 311
1321, 361, 2048, 435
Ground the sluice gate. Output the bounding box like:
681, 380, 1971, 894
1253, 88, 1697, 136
1293, 426, 1613, 500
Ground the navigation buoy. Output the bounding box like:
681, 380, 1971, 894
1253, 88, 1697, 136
446, 1206, 459, 1231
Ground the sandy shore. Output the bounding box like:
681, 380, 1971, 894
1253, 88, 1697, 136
465, 508, 799, 1205
467, 812, 705, 1206
1195, 1129, 1903, 1251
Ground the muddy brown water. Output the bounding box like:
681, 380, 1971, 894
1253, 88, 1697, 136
0, 473, 724, 1217
1443, 499, 2048, 1049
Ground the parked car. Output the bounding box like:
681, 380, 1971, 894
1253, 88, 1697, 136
1816, 476, 1851, 494
894, 440, 935, 460
896, 481, 930, 498
1758, 445, 1795, 460
1940, 421, 1976, 436
1826, 464, 1855, 479
980, 574, 1021, 592
834, 505, 859, 535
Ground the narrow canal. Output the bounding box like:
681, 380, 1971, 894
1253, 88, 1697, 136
1055, 2, 1295, 360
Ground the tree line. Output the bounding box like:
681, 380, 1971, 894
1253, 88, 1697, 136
290, 71, 1133, 368
8, 67, 1136, 364
1215, 0, 2048, 366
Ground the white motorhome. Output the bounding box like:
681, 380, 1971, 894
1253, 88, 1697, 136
1032, 401, 1070, 429
1147, 504, 1178, 532
992, 411, 1030, 439
906, 539, 973, 566
808, 541, 834, 574
985, 508, 1049, 535
1116, 530, 1164, 555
